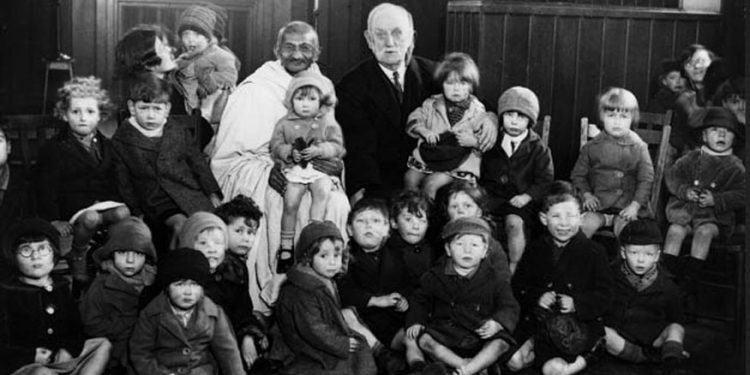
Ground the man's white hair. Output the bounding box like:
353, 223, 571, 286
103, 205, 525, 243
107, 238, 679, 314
274, 20, 320, 57
366, 2, 414, 31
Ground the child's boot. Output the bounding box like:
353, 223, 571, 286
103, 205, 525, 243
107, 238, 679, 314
276, 230, 295, 273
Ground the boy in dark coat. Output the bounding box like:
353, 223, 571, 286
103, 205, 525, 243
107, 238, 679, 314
604, 219, 688, 374
406, 217, 519, 375
111, 75, 222, 245
79, 217, 157, 373
0, 126, 32, 276
275, 221, 376, 375
479, 86, 554, 274
129, 248, 243, 375
508, 182, 613, 375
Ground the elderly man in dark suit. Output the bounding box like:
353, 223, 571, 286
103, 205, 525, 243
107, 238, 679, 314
337, 2, 498, 201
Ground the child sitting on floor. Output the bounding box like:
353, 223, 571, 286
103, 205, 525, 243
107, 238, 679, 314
79, 217, 157, 374
275, 221, 377, 375
571, 87, 654, 238
604, 219, 689, 375
0, 219, 111, 375
406, 217, 519, 375
129, 247, 243, 375
270, 71, 345, 273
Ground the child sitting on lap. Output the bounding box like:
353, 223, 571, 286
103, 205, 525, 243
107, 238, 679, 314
270, 71, 345, 273
406, 217, 519, 375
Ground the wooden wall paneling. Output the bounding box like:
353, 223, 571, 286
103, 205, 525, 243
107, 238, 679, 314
673, 20, 699, 55
600, 19, 628, 96
550, 16, 579, 176
527, 14, 556, 118
472, 10, 504, 104
625, 19, 653, 104
575, 16, 604, 141
502, 15, 530, 88
648, 19, 677, 99
317, 0, 362, 80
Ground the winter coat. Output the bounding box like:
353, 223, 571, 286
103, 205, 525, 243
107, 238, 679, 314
270, 111, 345, 168
111, 119, 221, 220
128, 292, 243, 375
570, 130, 654, 216
275, 265, 376, 375
480, 129, 554, 203
406, 94, 489, 177
79, 272, 141, 369
605, 262, 684, 346
34, 129, 121, 221
0, 276, 84, 375
0, 165, 32, 262
336, 56, 440, 198
665, 148, 745, 231
406, 258, 519, 350
339, 241, 409, 344
385, 234, 438, 299
175, 43, 240, 112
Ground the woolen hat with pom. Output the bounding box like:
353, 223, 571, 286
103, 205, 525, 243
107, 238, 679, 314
178, 3, 228, 41
177, 211, 228, 249
156, 248, 211, 289
497, 86, 540, 125
92, 217, 157, 265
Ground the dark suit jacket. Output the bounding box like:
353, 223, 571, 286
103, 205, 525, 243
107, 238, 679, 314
336, 56, 439, 198
111, 119, 221, 220
34, 130, 121, 221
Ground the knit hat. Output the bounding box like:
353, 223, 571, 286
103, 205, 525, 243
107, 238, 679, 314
658, 59, 682, 76
295, 220, 344, 262
178, 3, 228, 41
156, 247, 211, 289
419, 131, 472, 172
619, 219, 663, 246
497, 86, 540, 125
2, 218, 61, 265
700, 106, 739, 134
441, 217, 491, 240
177, 211, 228, 249
92, 217, 157, 265
284, 71, 337, 110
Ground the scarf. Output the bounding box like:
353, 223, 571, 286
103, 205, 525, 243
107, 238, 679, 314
620, 262, 658, 292
700, 145, 733, 156
446, 97, 472, 126
101, 260, 157, 292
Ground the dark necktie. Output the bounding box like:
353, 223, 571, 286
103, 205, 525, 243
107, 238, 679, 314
392, 70, 403, 102
510, 141, 517, 154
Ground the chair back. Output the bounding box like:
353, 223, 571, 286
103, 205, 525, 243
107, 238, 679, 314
0, 115, 64, 177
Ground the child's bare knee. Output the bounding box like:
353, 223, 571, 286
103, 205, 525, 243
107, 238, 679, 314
505, 215, 525, 234
664, 323, 685, 338
694, 224, 718, 239
77, 210, 102, 230
111, 205, 131, 221
542, 358, 567, 375
417, 334, 437, 352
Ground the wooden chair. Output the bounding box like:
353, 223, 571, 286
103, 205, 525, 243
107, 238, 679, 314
536, 115, 551, 146
0, 115, 65, 177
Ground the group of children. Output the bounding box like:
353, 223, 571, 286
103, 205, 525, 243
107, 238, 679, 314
0, 6, 745, 375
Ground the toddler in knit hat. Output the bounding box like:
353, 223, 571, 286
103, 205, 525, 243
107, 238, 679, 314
175, 2, 240, 125
269, 70, 346, 274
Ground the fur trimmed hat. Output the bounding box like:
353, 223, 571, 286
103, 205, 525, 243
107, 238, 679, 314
497, 86, 540, 125
177, 212, 228, 249
178, 3, 228, 41
295, 220, 344, 262
92, 217, 157, 265
441, 217, 492, 240
619, 219, 663, 246
156, 248, 211, 289
284, 70, 337, 110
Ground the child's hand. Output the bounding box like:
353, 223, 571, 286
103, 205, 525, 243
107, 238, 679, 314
475, 319, 503, 339
697, 190, 715, 207
582, 192, 600, 211
394, 294, 409, 312
420, 129, 440, 145
349, 337, 361, 352
209, 193, 222, 208
510, 194, 532, 208
685, 187, 701, 202
241, 335, 259, 368
538, 291, 557, 310
51, 221, 72, 237
301, 146, 321, 160
34, 347, 53, 364
369, 293, 402, 308
618, 201, 640, 221
406, 324, 424, 340
292, 149, 302, 163
557, 294, 576, 313
455, 131, 478, 148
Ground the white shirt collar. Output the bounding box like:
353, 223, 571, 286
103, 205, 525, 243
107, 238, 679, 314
378, 62, 407, 88
501, 130, 528, 156
129, 117, 165, 138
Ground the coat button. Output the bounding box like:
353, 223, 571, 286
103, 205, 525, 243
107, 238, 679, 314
45, 305, 55, 315
500, 175, 508, 184
47, 328, 54, 335
182, 348, 191, 356
615, 171, 624, 178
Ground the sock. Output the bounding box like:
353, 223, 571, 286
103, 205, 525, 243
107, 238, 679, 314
661, 340, 684, 361
371, 341, 385, 356
661, 253, 680, 276
617, 340, 647, 363
280, 231, 295, 251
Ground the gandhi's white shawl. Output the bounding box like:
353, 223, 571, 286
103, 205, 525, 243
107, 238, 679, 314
210, 60, 350, 312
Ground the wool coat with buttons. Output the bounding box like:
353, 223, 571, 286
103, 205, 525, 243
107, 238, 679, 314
78, 272, 141, 369
570, 130, 654, 216
479, 129, 554, 204
385, 234, 438, 299
0, 276, 84, 375
405, 257, 520, 350
269, 110, 345, 169
34, 129, 121, 221
128, 292, 243, 375
111, 119, 221, 220
604, 261, 684, 346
